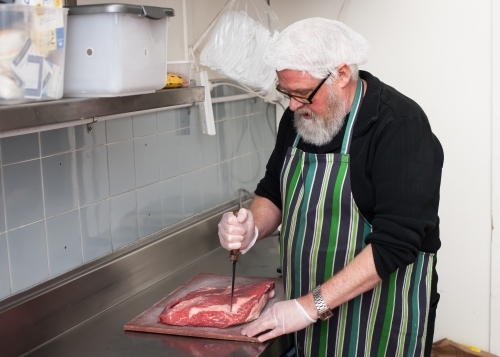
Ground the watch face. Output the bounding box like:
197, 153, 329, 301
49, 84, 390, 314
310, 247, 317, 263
319, 309, 333, 321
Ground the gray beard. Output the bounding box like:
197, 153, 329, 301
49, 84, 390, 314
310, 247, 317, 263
293, 90, 348, 146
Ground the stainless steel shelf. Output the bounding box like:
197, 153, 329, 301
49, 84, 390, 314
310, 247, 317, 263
0, 87, 205, 133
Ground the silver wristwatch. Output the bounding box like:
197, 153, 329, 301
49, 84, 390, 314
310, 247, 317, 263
313, 285, 333, 321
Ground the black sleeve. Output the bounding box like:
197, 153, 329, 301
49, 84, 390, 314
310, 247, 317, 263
364, 116, 444, 280
254, 109, 294, 210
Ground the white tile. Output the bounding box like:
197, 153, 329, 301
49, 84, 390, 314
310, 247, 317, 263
200, 128, 218, 167
0, 172, 5, 233
215, 102, 232, 121
177, 107, 199, 129
233, 154, 254, 193
201, 165, 220, 210
75, 121, 106, 149
81, 200, 112, 263
134, 135, 159, 188
249, 113, 276, 151
0, 233, 10, 299
179, 126, 202, 173
42, 152, 78, 217
219, 160, 235, 203
182, 171, 202, 217
40, 127, 75, 157
250, 150, 266, 189
136, 183, 162, 239
248, 97, 265, 114
190, 104, 200, 123
107, 140, 135, 196
234, 117, 251, 157
46, 210, 82, 277
76, 145, 109, 206
1, 133, 39, 165
157, 108, 178, 132
110, 191, 138, 250
233, 99, 251, 118
106, 117, 133, 143
158, 131, 181, 180
3, 160, 44, 230
133, 112, 157, 137
160, 176, 183, 228
217, 120, 234, 162
8, 222, 48, 293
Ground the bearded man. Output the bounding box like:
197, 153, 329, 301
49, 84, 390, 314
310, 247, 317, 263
218, 18, 443, 357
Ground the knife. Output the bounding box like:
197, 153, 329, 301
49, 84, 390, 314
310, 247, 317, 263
229, 210, 239, 313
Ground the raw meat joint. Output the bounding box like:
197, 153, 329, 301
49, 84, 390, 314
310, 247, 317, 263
158, 281, 275, 328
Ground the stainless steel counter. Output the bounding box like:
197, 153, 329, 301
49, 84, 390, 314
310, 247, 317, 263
24, 235, 292, 357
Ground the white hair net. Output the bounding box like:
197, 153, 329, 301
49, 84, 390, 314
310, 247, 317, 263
263, 18, 370, 79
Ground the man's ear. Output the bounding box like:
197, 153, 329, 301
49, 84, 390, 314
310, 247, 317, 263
336, 63, 352, 88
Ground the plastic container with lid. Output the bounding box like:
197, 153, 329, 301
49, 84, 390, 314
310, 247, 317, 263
0, 4, 68, 105
63, 4, 174, 98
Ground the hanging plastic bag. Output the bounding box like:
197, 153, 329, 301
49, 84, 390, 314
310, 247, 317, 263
199, 0, 280, 93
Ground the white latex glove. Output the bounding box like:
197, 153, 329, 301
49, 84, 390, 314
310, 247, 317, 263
241, 299, 316, 342
217, 208, 257, 253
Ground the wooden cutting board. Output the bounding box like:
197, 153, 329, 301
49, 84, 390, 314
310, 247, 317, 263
124, 273, 284, 342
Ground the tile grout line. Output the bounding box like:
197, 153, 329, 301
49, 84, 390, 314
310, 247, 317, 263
103, 121, 114, 252
75, 128, 85, 265
38, 131, 51, 279
0, 141, 13, 296
131, 115, 140, 244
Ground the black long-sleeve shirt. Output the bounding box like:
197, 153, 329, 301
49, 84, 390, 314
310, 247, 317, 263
255, 70, 444, 280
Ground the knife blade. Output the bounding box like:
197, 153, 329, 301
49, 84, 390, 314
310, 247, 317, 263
229, 210, 239, 313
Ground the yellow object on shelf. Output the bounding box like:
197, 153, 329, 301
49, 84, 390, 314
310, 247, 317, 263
165, 73, 184, 88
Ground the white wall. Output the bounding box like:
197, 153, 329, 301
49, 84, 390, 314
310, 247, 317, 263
492, 1, 500, 353
271, 0, 496, 353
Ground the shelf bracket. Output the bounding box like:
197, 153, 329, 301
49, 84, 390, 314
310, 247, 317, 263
87, 117, 98, 134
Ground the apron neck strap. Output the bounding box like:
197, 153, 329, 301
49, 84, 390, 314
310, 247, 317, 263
340, 78, 364, 154
292, 77, 364, 152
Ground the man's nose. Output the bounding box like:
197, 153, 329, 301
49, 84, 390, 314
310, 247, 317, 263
288, 97, 305, 111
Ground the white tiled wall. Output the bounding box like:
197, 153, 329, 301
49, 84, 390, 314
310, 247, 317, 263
0, 93, 276, 300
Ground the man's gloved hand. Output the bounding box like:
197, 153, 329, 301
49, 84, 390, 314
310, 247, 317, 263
241, 299, 317, 342
217, 208, 257, 253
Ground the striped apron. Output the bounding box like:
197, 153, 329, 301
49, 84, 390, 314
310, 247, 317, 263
280, 78, 434, 357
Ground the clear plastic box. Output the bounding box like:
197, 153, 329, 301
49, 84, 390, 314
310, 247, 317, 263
167, 60, 193, 87
63, 4, 174, 98
0, 5, 68, 105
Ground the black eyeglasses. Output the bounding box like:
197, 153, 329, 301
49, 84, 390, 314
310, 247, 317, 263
276, 72, 332, 104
